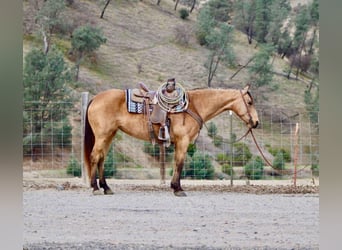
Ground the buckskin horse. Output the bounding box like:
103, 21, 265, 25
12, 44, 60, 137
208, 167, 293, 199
84, 84, 259, 196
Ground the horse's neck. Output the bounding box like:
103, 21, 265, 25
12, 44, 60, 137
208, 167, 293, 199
189, 89, 239, 122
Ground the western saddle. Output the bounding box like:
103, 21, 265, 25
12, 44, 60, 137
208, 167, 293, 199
133, 78, 188, 146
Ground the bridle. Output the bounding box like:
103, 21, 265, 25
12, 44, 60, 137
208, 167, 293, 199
237, 89, 274, 168
237, 89, 310, 177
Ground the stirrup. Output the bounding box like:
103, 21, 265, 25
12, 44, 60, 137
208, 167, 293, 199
158, 126, 170, 141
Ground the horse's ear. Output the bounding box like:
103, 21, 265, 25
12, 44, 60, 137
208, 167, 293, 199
242, 84, 250, 93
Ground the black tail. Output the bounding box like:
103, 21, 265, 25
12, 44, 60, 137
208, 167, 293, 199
84, 100, 95, 181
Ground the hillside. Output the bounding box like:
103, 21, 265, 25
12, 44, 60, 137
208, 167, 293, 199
23, 0, 318, 177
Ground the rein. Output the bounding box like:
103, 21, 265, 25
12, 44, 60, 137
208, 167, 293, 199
238, 90, 310, 177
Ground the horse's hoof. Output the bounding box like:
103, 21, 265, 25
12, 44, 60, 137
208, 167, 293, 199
104, 189, 114, 195
174, 191, 187, 197
92, 189, 103, 195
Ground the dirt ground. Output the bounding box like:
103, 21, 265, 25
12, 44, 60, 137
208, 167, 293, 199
23, 178, 319, 250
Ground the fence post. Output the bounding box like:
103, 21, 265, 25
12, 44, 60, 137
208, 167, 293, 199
81, 92, 89, 185
229, 110, 234, 186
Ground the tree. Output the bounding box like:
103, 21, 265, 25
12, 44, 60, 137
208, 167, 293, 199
249, 44, 274, 87
254, 0, 273, 44
233, 0, 256, 44
266, 0, 291, 46
71, 25, 107, 81
35, 0, 67, 54
204, 23, 235, 87
23, 46, 74, 154
205, 0, 233, 23
195, 6, 216, 45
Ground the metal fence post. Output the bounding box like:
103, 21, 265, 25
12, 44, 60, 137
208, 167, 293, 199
81, 92, 89, 185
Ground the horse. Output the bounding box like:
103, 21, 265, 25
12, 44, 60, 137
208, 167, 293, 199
84, 84, 259, 196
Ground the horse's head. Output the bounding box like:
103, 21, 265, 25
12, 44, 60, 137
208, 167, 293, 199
233, 85, 259, 129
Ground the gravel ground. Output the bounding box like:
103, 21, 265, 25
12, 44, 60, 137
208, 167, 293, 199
23, 179, 319, 250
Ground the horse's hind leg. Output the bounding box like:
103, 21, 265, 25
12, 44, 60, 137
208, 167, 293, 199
98, 160, 114, 195
90, 139, 114, 195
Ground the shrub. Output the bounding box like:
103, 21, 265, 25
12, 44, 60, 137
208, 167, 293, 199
268, 147, 291, 162
232, 142, 252, 166
187, 143, 197, 157
222, 164, 234, 177
207, 121, 217, 137
143, 142, 174, 159
244, 156, 264, 180
216, 153, 229, 164
272, 151, 285, 171
179, 8, 189, 20
184, 153, 215, 179
213, 135, 223, 147
311, 164, 319, 176
66, 155, 81, 177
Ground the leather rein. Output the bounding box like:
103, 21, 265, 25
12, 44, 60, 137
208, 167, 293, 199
238, 90, 310, 176
238, 89, 274, 168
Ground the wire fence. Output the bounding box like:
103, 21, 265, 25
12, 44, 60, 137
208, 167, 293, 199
23, 96, 319, 181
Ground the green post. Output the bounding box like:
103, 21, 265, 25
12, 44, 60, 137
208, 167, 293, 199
229, 110, 233, 186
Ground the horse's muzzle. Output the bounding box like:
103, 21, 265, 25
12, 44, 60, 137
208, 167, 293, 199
252, 120, 259, 129
248, 120, 259, 129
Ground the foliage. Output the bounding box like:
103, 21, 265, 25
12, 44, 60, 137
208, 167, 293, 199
222, 163, 234, 177
249, 43, 274, 87
23, 46, 74, 154
304, 87, 319, 125
268, 147, 291, 162
232, 142, 252, 166
66, 155, 82, 177
212, 135, 223, 147
204, 0, 233, 23
66, 143, 117, 178
143, 142, 175, 161
233, 0, 257, 44
195, 6, 216, 45
179, 8, 189, 20
204, 22, 235, 86
184, 152, 215, 180
216, 142, 252, 166
216, 153, 229, 165
254, 0, 273, 43
187, 143, 197, 158
207, 122, 218, 137
36, 0, 67, 35
272, 151, 285, 170
244, 156, 264, 180
71, 25, 107, 80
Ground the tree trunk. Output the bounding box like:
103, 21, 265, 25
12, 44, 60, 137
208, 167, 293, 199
157, 0, 161, 5
41, 29, 49, 54
230, 56, 255, 79
100, 0, 111, 19
190, 0, 196, 13
174, 0, 180, 11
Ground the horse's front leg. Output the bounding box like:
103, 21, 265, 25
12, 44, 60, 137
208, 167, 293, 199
171, 140, 189, 197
